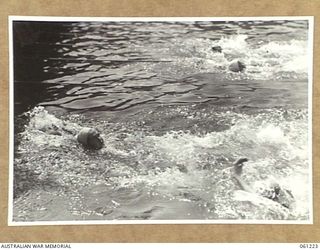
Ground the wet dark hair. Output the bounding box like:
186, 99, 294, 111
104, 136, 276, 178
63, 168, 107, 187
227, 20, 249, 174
86, 131, 104, 150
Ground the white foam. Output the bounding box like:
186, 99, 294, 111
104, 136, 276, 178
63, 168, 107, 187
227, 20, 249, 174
257, 124, 286, 144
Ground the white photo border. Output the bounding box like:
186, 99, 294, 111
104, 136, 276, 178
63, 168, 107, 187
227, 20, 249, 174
8, 15, 314, 226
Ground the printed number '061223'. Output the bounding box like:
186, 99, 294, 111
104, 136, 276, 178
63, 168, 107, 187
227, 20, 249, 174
300, 244, 319, 249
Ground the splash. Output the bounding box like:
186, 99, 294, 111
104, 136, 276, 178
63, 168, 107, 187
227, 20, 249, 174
13, 106, 310, 221
148, 34, 309, 81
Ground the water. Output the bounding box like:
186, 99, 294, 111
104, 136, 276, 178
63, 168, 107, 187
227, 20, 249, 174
12, 20, 311, 222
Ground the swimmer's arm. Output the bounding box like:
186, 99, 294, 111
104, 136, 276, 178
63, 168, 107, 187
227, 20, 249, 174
233, 175, 254, 193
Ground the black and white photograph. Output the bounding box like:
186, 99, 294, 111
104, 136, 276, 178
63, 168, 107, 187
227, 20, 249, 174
9, 17, 313, 225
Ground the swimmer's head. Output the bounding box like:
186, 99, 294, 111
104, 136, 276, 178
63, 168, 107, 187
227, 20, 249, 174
77, 127, 104, 150
271, 183, 281, 195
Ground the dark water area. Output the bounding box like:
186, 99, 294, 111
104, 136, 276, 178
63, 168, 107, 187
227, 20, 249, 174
12, 19, 311, 222
13, 20, 309, 115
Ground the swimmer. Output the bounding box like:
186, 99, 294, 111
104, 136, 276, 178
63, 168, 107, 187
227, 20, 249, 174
229, 60, 246, 72
211, 45, 222, 53
233, 158, 294, 209
28, 106, 104, 150
37, 123, 104, 150
76, 127, 104, 150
